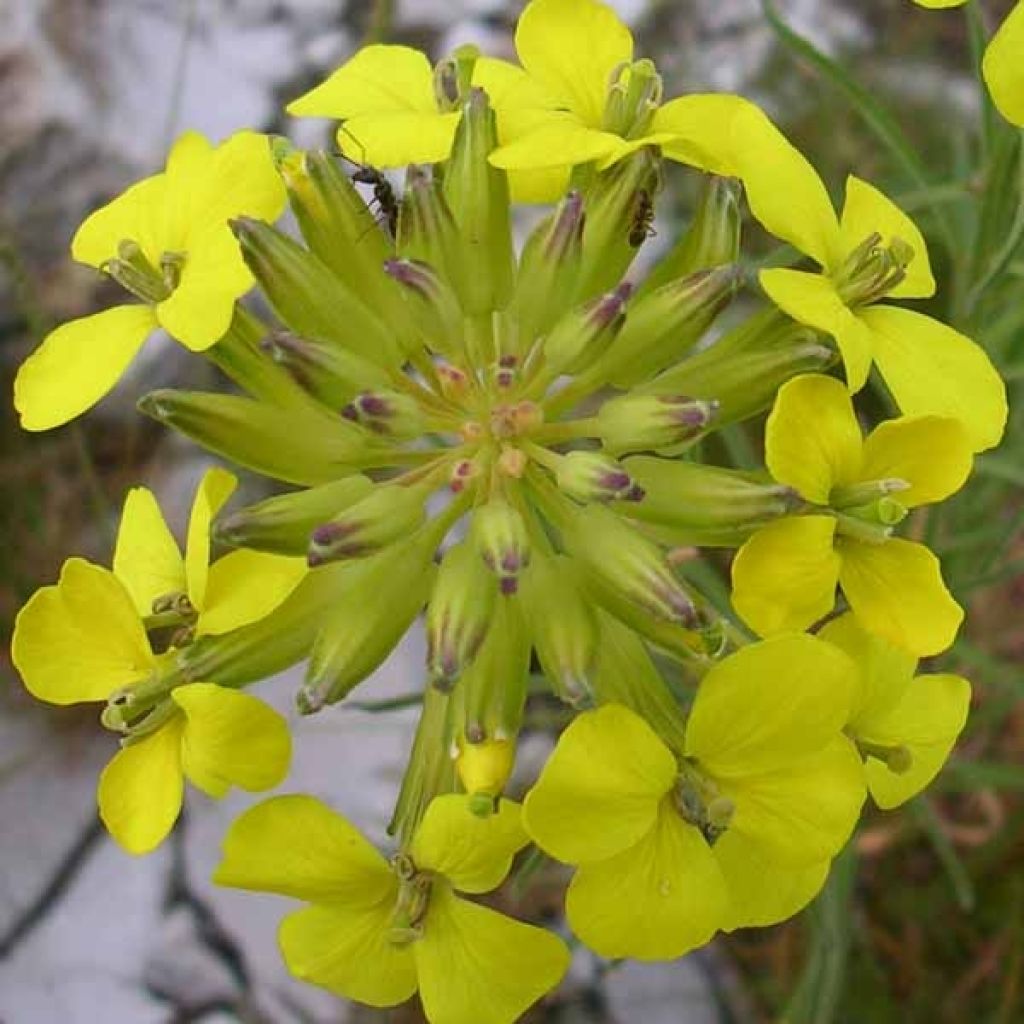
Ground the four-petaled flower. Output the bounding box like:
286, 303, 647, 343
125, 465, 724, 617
214, 794, 570, 1024
731, 374, 973, 656
14, 130, 286, 430
11, 468, 305, 853
523, 636, 866, 960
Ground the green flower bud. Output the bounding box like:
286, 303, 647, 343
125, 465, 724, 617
397, 165, 460, 281
597, 393, 718, 455
640, 175, 742, 296
384, 258, 466, 361
554, 450, 642, 504
597, 264, 740, 388
621, 456, 798, 545
541, 282, 631, 380
308, 483, 430, 565
442, 88, 515, 315
231, 216, 400, 368
455, 738, 516, 813
261, 330, 391, 408
510, 190, 585, 352
300, 533, 438, 712
340, 389, 425, 438
520, 553, 598, 706
640, 310, 835, 425
214, 475, 374, 555
470, 501, 531, 594
138, 389, 376, 486
426, 540, 499, 688
576, 146, 661, 301
568, 504, 698, 627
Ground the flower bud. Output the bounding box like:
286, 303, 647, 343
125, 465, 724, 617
568, 504, 698, 627
397, 165, 460, 281
300, 533, 438, 712
640, 175, 742, 296
597, 265, 740, 387
520, 553, 598, 706
138, 389, 374, 486
541, 282, 631, 379
308, 483, 429, 565
597, 393, 718, 455
576, 147, 661, 301
426, 540, 499, 688
621, 456, 797, 545
510, 190, 585, 352
554, 451, 641, 504
442, 88, 515, 315
231, 216, 400, 369
340, 389, 425, 438
384, 258, 465, 360
640, 310, 835, 426
215, 475, 375, 555
455, 738, 516, 814
470, 501, 531, 594
261, 330, 391, 408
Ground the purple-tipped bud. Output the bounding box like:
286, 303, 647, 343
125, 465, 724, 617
470, 501, 531, 595
598, 392, 718, 455
554, 451, 640, 504
340, 389, 424, 438
542, 282, 632, 380
384, 257, 465, 360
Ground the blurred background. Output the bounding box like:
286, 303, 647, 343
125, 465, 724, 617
1, 0, 1022, 1021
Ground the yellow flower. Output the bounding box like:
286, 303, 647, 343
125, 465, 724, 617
10, 468, 304, 854
709, 105, 1005, 452
214, 793, 570, 1023
14, 130, 286, 431
914, 1, 1024, 125
524, 636, 865, 960
821, 613, 972, 808
731, 374, 972, 656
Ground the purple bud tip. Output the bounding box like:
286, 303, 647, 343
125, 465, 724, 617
340, 404, 358, 421
500, 552, 521, 573
500, 576, 519, 596
624, 483, 646, 502
306, 551, 326, 568
311, 521, 353, 546
601, 470, 632, 493
357, 393, 391, 417
466, 723, 487, 744
499, 354, 518, 369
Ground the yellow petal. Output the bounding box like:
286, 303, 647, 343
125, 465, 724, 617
838, 175, 935, 298
860, 672, 972, 808
156, 227, 251, 352
759, 269, 874, 392
411, 796, 527, 895
213, 794, 396, 903
818, 612, 917, 726
508, 167, 572, 204
566, 806, 727, 960
714, 832, 829, 931
197, 550, 306, 636
336, 110, 462, 168
416, 886, 570, 1024
685, 635, 858, 778
837, 537, 963, 656
14, 305, 157, 431
112, 487, 186, 617
158, 130, 215, 252
184, 466, 237, 612
71, 174, 166, 269
983, 3, 1024, 126
473, 55, 556, 111
731, 516, 841, 637
912, 1, 967, 7
288, 44, 438, 118
652, 93, 759, 175
729, 104, 841, 268
515, 0, 633, 127
765, 373, 864, 503
719, 737, 865, 865
98, 718, 185, 855
489, 116, 627, 171
523, 703, 676, 865
173, 683, 290, 798
196, 130, 287, 231
860, 416, 972, 507
860, 304, 1007, 452
279, 901, 416, 1008
12, 558, 155, 705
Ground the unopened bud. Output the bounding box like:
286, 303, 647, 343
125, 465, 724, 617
215, 475, 374, 555
341, 389, 425, 438
455, 738, 516, 811
231, 217, 399, 368
437, 361, 471, 402
569, 504, 698, 627
426, 541, 498, 688
384, 258, 465, 360
397, 166, 461, 281
470, 501, 531, 594
597, 265, 740, 387
555, 451, 641, 504
308, 484, 429, 565
542, 282, 631, 379
598, 393, 718, 455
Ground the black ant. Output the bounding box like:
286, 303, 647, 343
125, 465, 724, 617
338, 125, 400, 239
628, 188, 656, 248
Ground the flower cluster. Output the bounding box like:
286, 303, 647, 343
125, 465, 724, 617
11, 0, 1007, 1020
